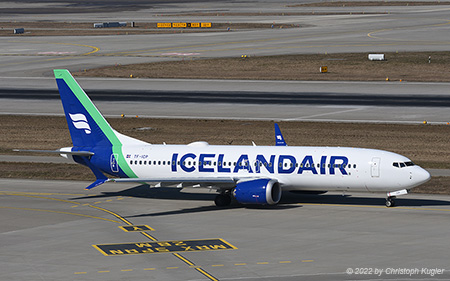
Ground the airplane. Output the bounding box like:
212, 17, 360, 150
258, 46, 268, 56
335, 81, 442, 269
16, 69, 431, 208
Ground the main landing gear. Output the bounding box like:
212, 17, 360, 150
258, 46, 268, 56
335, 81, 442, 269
215, 192, 232, 207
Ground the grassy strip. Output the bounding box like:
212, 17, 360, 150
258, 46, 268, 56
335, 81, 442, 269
74, 52, 450, 82
0, 162, 94, 181
2, 115, 449, 194
2, 116, 450, 168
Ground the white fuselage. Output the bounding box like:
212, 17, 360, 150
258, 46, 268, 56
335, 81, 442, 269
121, 142, 430, 193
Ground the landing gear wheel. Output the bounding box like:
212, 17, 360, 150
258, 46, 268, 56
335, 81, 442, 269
215, 194, 231, 207
386, 197, 396, 208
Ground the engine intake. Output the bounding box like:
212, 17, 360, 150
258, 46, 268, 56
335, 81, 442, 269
233, 179, 281, 205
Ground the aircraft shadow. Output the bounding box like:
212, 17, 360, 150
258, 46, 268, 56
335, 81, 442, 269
283, 192, 450, 208
71, 185, 450, 210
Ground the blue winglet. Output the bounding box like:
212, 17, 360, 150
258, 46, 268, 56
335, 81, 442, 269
274, 123, 287, 146
85, 179, 109, 190
75, 155, 109, 190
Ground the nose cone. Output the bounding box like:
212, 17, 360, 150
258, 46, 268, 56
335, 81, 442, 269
414, 167, 431, 186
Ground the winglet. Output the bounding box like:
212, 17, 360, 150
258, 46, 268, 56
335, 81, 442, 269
85, 178, 110, 190
274, 123, 287, 146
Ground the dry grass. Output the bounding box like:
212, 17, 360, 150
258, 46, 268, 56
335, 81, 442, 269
75, 52, 450, 82
2, 115, 450, 168
2, 115, 450, 194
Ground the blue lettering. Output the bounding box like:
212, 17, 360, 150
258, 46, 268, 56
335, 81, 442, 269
255, 155, 275, 173
217, 154, 230, 173
298, 155, 318, 174
233, 154, 253, 173
180, 153, 196, 173
278, 155, 296, 174
329, 156, 348, 175
320, 155, 326, 175
171, 153, 178, 172
199, 154, 215, 172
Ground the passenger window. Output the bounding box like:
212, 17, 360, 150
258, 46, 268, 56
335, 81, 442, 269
144, 161, 146, 165
130, 161, 133, 165
353, 164, 356, 168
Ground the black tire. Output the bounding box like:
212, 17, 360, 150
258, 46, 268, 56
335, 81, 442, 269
386, 199, 395, 208
215, 194, 231, 207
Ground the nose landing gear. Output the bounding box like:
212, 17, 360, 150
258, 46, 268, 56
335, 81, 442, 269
386, 196, 396, 207
386, 189, 408, 208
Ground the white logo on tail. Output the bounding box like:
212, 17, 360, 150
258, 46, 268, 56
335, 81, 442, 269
69, 113, 91, 134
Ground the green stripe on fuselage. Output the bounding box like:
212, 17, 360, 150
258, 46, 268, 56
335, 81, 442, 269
54, 69, 137, 178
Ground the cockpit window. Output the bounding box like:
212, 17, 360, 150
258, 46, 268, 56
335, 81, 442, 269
393, 161, 415, 168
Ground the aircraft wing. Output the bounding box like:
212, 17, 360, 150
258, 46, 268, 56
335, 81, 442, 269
108, 176, 275, 189
108, 177, 238, 188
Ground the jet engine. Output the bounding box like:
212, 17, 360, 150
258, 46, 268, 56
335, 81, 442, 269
233, 179, 281, 205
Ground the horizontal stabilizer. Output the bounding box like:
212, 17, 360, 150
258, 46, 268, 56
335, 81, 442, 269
13, 149, 94, 156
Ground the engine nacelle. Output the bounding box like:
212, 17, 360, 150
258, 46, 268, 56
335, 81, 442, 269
233, 179, 281, 205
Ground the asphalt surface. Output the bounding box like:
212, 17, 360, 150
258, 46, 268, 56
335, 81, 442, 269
2, 1, 450, 280
1, 178, 450, 281
2, 77, 450, 123
4, 87, 450, 107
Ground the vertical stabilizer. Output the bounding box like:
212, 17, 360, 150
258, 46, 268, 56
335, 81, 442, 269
274, 123, 287, 146
54, 69, 137, 180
